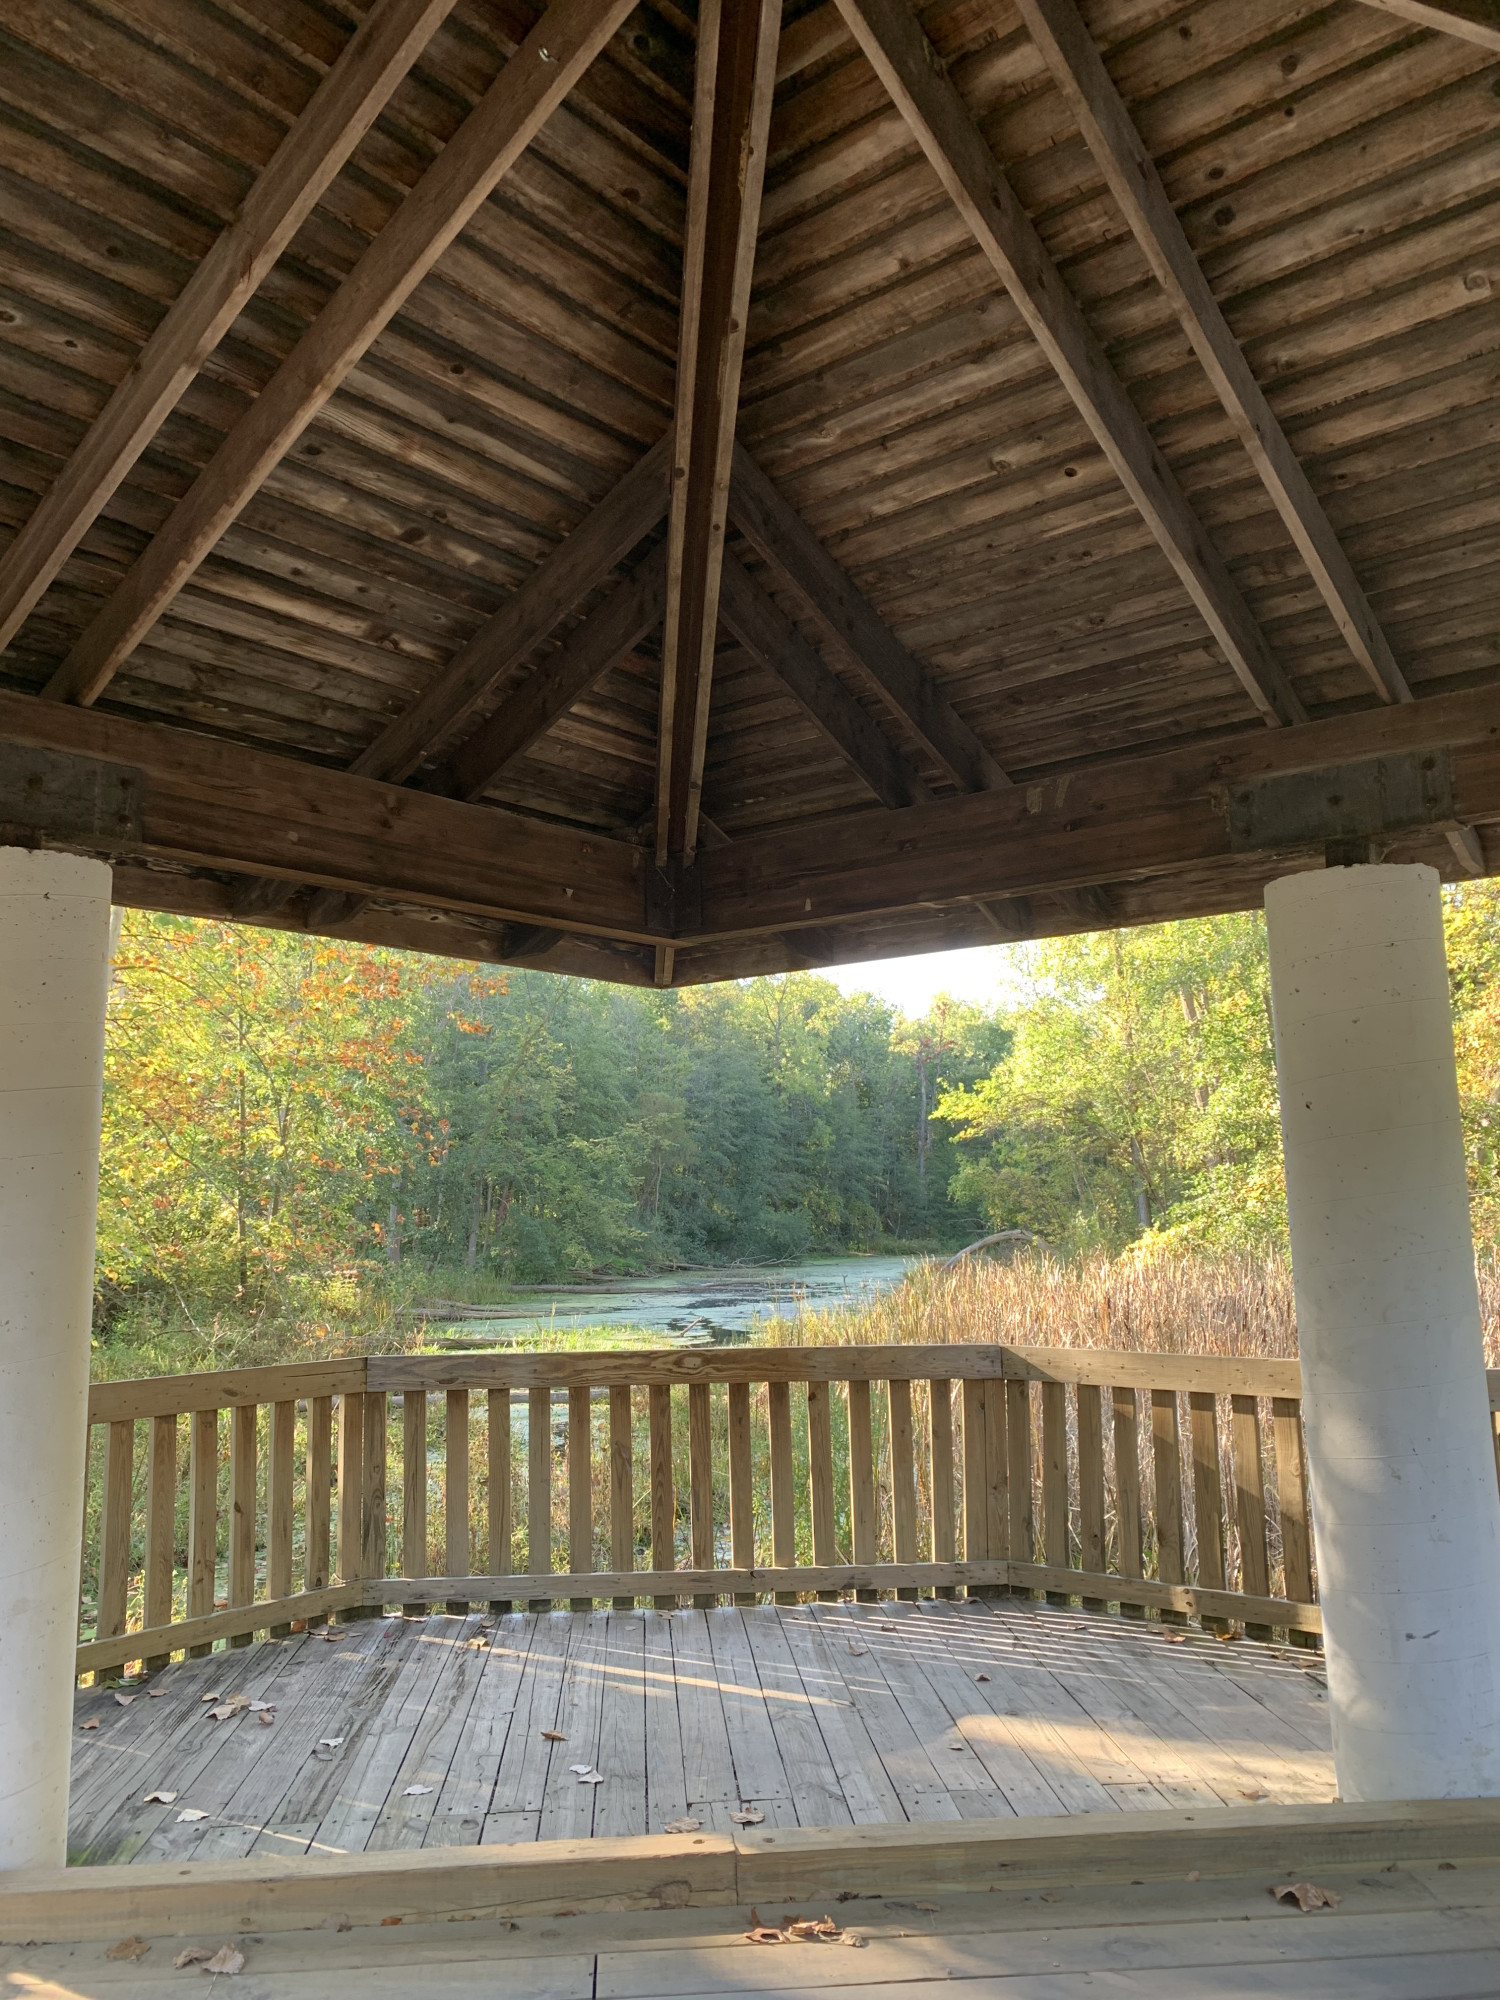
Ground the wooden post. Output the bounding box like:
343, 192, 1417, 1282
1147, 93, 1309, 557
336, 1391, 365, 1621
489, 1387, 512, 1612
143, 1413, 177, 1670
805, 1377, 837, 1603
1112, 1385, 1144, 1616
402, 1389, 427, 1614
961, 1378, 988, 1598
304, 1395, 333, 1618
649, 1383, 676, 1610
1076, 1381, 1106, 1611
688, 1380, 715, 1608
929, 1378, 956, 1599
267, 1399, 295, 1637
187, 1407, 218, 1658
1273, 1395, 1317, 1649
1006, 1377, 1034, 1594
569, 1384, 593, 1611
1151, 1388, 1186, 1625
847, 1377, 878, 1599
768, 1379, 796, 1605
528, 1385, 552, 1610
1232, 1392, 1272, 1640
889, 1377, 919, 1599
445, 1388, 469, 1614
97, 1419, 134, 1673
228, 1403, 257, 1648
1041, 1380, 1069, 1604
724, 1376, 752, 1608
609, 1384, 633, 1610
362, 1389, 387, 1614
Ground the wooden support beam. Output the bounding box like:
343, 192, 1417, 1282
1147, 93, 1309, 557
0, 0, 457, 657
444, 543, 668, 802
730, 446, 1007, 793
1016, 0, 1409, 708
42, 0, 639, 708
1355, 0, 1500, 52
657, 0, 783, 864
717, 552, 927, 809
834, 0, 1305, 732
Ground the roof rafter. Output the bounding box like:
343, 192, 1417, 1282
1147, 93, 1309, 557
834, 0, 1306, 731
0, 0, 459, 658
728, 445, 1009, 792
657, 0, 784, 866
1016, 0, 1410, 707
1356, 0, 1500, 52
42, 0, 640, 709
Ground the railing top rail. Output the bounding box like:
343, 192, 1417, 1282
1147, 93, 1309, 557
88, 1359, 366, 1424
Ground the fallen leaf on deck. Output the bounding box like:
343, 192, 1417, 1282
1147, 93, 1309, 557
380, 1916, 403, 1927
787, 1916, 843, 1942
846, 1643, 866, 1656
245, 1699, 271, 1711
319, 1738, 344, 1749
880, 1623, 897, 1631
321, 1628, 347, 1643
568, 1763, 592, 1775
574, 1768, 604, 1785
1272, 1881, 1341, 1912
105, 1936, 151, 1961
402, 1784, 433, 1797
289, 1619, 307, 1633
1163, 1634, 1187, 1645
207, 1695, 249, 1721
730, 1809, 764, 1826
147, 1688, 169, 1698
1217, 1630, 1243, 1644
319, 1915, 353, 1933
173, 1946, 215, 1967
142, 1789, 178, 1804
176, 1808, 209, 1822
541, 1730, 566, 1741
256, 1710, 274, 1727
113, 1692, 136, 1706
744, 1908, 784, 1945
664, 1816, 700, 1834
79, 1719, 100, 1731
974, 1673, 990, 1682
1239, 1789, 1268, 1800
201, 1693, 220, 1703
202, 1942, 245, 1974
839, 1930, 866, 1947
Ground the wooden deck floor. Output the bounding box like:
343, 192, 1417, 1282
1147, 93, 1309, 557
68, 1599, 1336, 1866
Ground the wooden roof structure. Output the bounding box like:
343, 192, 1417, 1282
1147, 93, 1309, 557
2, 0, 1499, 985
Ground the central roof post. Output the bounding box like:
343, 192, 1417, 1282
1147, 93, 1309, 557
1266, 862, 1500, 1799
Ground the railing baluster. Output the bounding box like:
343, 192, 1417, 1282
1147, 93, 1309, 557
362, 1390, 387, 1615
728, 1376, 752, 1608
768, 1379, 796, 1605
489, 1386, 512, 1613
649, 1383, 675, 1610
1006, 1378, 1034, 1592
889, 1377, 918, 1601
1151, 1388, 1186, 1624
1273, 1394, 1315, 1646
1041, 1380, 1068, 1604
1232, 1392, 1271, 1639
1076, 1382, 1106, 1611
305, 1395, 333, 1616
1112, 1385, 1144, 1616
528, 1385, 552, 1611
961, 1378, 988, 1598
929, 1378, 956, 1599
402, 1389, 427, 1615
805, 1378, 837, 1602
847, 1377, 878, 1600
569, 1384, 593, 1611
445, 1388, 468, 1614
609, 1384, 633, 1610
228, 1403, 257, 1648
97, 1418, 134, 1674
143, 1412, 176, 1669
335, 1390, 365, 1622
1188, 1389, 1227, 1635
268, 1400, 295, 1637
688, 1381, 715, 1609
188, 1406, 218, 1657
985, 1374, 1010, 1588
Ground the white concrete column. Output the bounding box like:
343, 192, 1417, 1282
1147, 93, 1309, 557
1265, 862, 1500, 1801
0, 849, 112, 1868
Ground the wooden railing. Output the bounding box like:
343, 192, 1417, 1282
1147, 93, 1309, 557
76, 1343, 1390, 1676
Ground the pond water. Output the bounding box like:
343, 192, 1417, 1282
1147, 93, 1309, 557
421, 1253, 921, 1348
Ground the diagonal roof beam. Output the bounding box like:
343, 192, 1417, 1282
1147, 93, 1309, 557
43, 0, 640, 709
657, 0, 784, 866
718, 551, 929, 808
729, 444, 1010, 791
444, 542, 668, 801
0, 0, 459, 658
1017, 0, 1410, 707
1356, 0, 1500, 51
835, 0, 1305, 730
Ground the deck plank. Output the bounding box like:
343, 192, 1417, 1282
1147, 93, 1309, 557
365, 1615, 494, 1851
739, 1604, 853, 1827
593, 1607, 648, 1839
642, 1608, 691, 1833
539, 1610, 611, 1843
424, 1611, 536, 1847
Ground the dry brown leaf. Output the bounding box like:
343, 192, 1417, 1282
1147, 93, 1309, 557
1272, 1881, 1341, 1912
321, 1628, 346, 1643
846, 1643, 866, 1656
113, 1692, 136, 1706
1217, 1630, 1244, 1644
201, 1693, 220, 1703
173, 1946, 215, 1967
79, 1719, 100, 1731
1163, 1634, 1187, 1645
402, 1783, 433, 1797
147, 1688, 169, 1698
256, 1710, 274, 1727
839, 1929, 866, 1947
744, 1924, 785, 1944
207, 1694, 249, 1722
664, 1815, 701, 1834
105, 1936, 151, 1961
289, 1619, 307, 1633
202, 1941, 245, 1974
974, 1673, 990, 1682
379, 1916, 403, 1927
541, 1729, 566, 1741
787, 1916, 842, 1942
730, 1808, 765, 1826
1239, 1788, 1269, 1801
176, 1808, 209, 1823
142, 1789, 177, 1804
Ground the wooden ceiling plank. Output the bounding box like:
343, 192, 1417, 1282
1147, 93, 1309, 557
1355, 0, 1500, 53
833, 0, 1307, 732
728, 444, 1011, 791
0, 0, 460, 659
717, 549, 927, 808
41, 0, 641, 709
656, 0, 784, 865
354, 435, 671, 783
446, 543, 669, 801
1017, 0, 1411, 709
